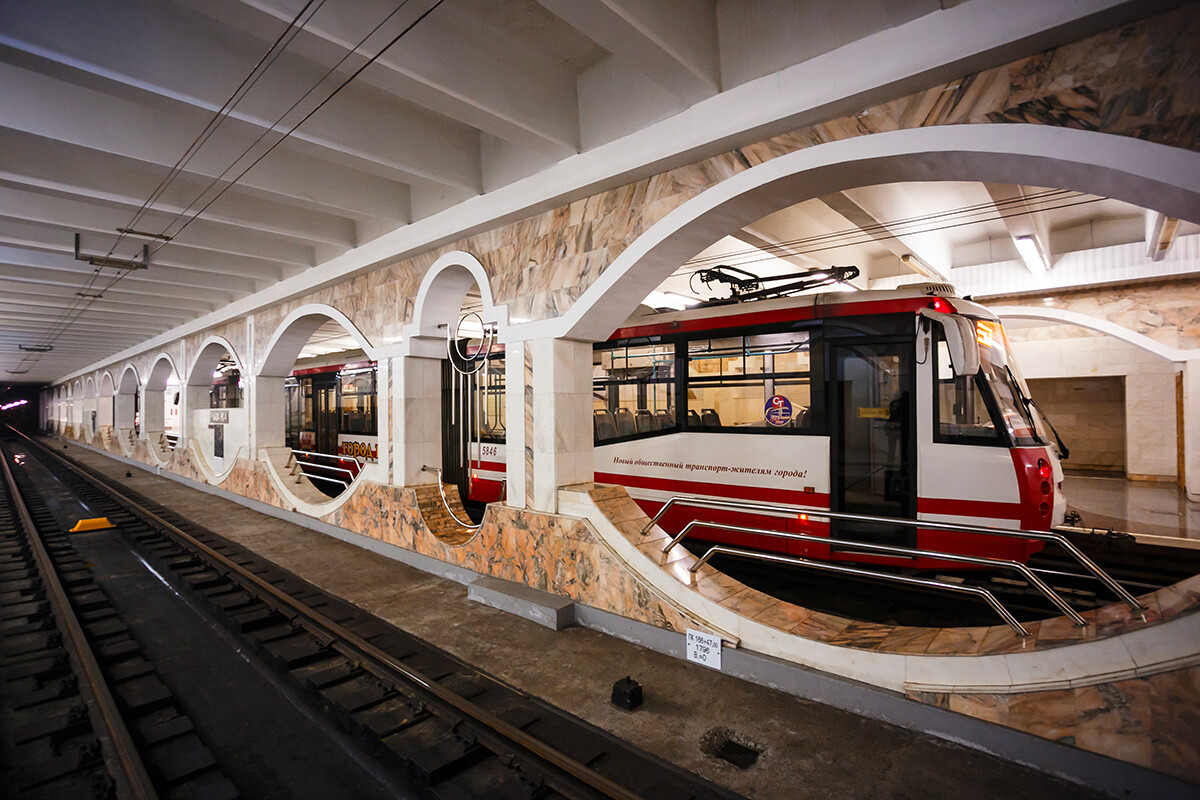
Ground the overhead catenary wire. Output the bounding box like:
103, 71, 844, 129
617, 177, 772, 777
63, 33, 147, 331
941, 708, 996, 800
666, 191, 1106, 278
147, 0, 446, 255
19, 0, 331, 367
18, 0, 445, 374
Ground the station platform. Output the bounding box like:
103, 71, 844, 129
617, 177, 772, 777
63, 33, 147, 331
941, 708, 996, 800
1064, 475, 1200, 545
49, 437, 1183, 800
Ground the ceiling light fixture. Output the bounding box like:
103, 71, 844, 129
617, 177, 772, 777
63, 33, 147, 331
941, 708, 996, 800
1014, 235, 1048, 275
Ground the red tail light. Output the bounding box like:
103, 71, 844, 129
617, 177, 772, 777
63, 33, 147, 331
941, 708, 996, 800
1037, 458, 1051, 480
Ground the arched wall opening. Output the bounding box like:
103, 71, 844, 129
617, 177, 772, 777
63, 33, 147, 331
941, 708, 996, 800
256, 305, 381, 509
70, 380, 83, 435
82, 377, 98, 443
98, 372, 115, 443
185, 338, 246, 477
400, 252, 507, 519
544, 125, 1200, 345
145, 354, 181, 459
115, 366, 139, 453
995, 306, 1187, 486
503, 124, 1200, 508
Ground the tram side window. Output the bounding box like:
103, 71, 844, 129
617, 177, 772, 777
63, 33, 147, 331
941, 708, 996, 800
933, 336, 1001, 443
687, 331, 811, 430
479, 356, 506, 443
338, 369, 377, 435
592, 342, 676, 442
210, 369, 243, 408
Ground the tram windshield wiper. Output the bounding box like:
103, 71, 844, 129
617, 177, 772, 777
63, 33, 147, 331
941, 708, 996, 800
1007, 365, 1070, 459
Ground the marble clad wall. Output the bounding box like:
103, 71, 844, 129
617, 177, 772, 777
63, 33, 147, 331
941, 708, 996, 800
991, 277, 1200, 353
911, 665, 1200, 784
238, 5, 1200, 353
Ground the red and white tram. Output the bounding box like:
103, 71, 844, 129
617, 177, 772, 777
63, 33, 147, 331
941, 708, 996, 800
457, 284, 1065, 568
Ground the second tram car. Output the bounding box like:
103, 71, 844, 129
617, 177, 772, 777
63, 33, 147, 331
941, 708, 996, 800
284, 362, 379, 496
457, 284, 1065, 568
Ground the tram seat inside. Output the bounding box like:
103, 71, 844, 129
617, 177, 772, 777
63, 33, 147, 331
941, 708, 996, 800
635, 409, 657, 433
655, 410, 673, 430
700, 408, 722, 427
687, 409, 701, 426
594, 410, 618, 440
615, 408, 637, 437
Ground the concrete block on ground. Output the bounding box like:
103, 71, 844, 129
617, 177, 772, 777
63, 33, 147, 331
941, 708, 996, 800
467, 576, 575, 630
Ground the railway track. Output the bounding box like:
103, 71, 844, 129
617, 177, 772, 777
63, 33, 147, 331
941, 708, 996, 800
0, 436, 237, 800
3, 429, 744, 800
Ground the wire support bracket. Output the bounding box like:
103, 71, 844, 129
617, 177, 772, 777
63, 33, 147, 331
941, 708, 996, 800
74, 233, 149, 270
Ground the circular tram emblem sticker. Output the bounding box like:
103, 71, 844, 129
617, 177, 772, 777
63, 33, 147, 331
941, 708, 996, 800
764, 394, 793, 426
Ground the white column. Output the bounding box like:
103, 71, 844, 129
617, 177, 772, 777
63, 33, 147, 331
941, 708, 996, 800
504, 341, 528, 509
529, 338, 593, 513
252, 376, 286, 455
395, 355, 441, 486
1185, 359, 1200, 501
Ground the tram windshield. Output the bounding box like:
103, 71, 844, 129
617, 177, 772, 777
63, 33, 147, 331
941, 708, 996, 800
973, 319, 1046, 447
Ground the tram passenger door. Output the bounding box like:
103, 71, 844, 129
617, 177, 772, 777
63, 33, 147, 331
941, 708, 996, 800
313, 378, 339, 455
830, 341, 916, 549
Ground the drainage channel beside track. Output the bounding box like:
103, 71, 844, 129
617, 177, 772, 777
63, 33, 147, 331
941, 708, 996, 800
6, 430, 745, 800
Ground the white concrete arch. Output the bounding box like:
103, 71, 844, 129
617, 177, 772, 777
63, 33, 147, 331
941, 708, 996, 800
256, 303, 383, 515
98, 371, 116, 440
402, 250, 508, 356
993, 306, 1199, 363
185, 336, 247, 481
396, 251, 509, 489
82, 376, 98, 443
115, 364, 140, 455
508, 124, 1200, 344
69, 380, 83, 437
144, 353, 182, 462
258, 303, 378, 378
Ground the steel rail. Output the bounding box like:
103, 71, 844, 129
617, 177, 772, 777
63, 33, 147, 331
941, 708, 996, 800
643, 494, 1144, 611
23, 433, 639, 800
690, 545, 1030, 637
0, 436, 159, 800
676, 520, 1086, 626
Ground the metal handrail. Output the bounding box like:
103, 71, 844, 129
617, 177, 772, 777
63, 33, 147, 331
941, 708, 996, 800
694, 545, 1030, 637
644, 494, 1145, 611
289, 448, 354, 465
421, 465, 481, 530
298, 472, 349, 489
295, 461, 357, 480
679, 520, 1086, 626
0, 432, 159, 798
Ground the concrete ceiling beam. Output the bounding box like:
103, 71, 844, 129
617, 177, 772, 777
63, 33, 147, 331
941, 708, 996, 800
0, 0, 481, 193
538, 0, 719, 104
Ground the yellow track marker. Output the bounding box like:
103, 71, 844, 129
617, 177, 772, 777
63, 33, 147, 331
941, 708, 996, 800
69, 517, 115, 532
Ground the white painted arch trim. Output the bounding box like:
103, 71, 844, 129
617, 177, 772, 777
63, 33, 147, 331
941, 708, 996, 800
117, 364, 140, 394
256, 302, 380, 513
99, 370, 116, 397
993, 306, 1199, 363
506, 124, 1200, 344
147, 352, 182, 389
402, 250, 509, 358
258, 302, 378, 377
186, 335, 246, 386
184, 336, 246, 483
